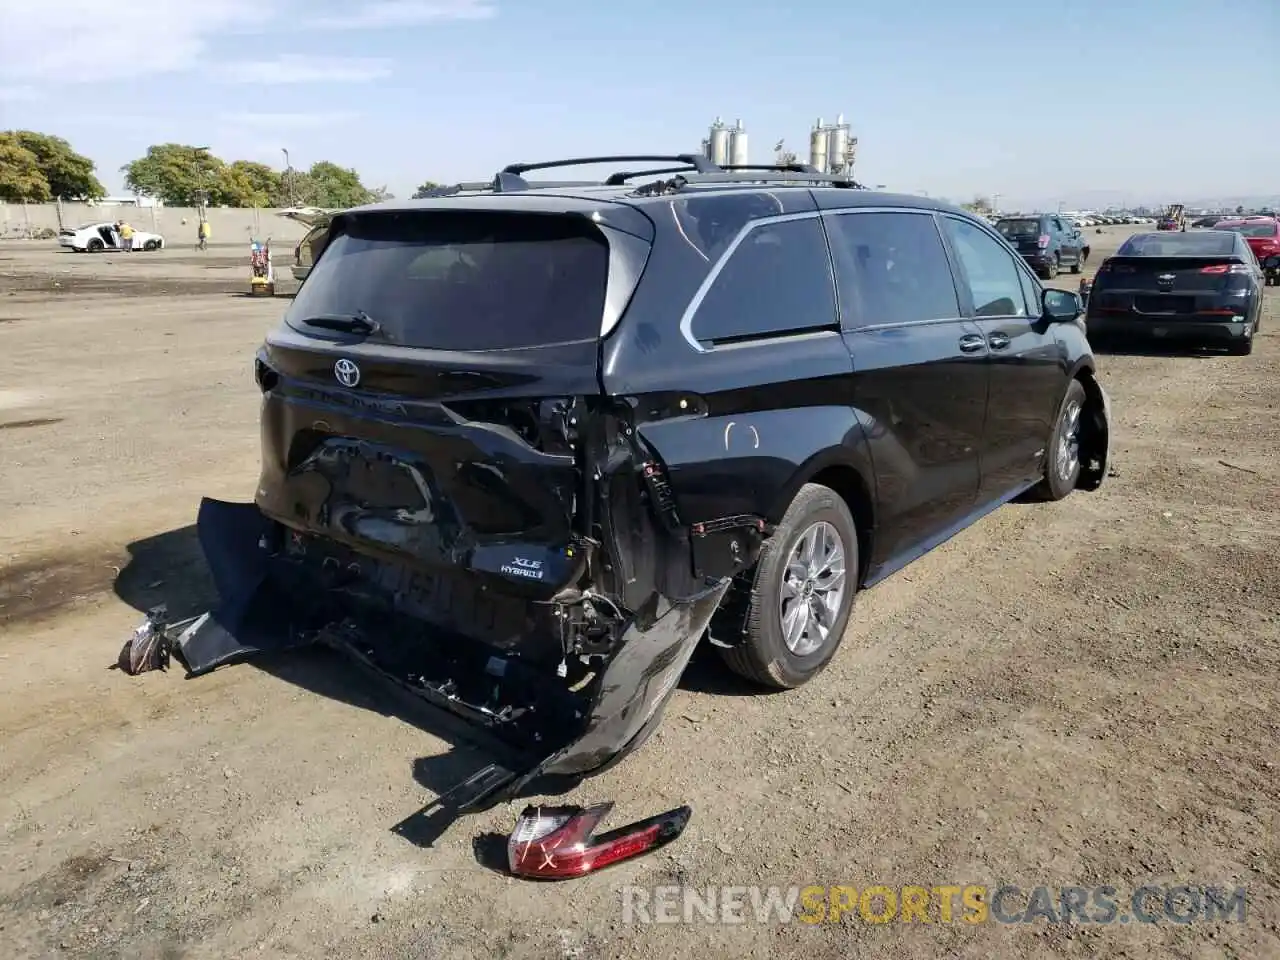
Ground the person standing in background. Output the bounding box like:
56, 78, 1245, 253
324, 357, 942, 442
197, 218, 211, 251
119, 220, 135, 252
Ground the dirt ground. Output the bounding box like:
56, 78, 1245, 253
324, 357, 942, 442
0, 229, 1276, 960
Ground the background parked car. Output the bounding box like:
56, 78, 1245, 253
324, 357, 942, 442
58, 221, 165, 252
994, 213, 1090, 278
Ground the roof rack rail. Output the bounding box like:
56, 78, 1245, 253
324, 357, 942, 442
501, 154, 722, 177
603, 165, 706, 186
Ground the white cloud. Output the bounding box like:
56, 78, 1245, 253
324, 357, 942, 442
214, 55, 392, 84
0, 0, 258, 82
223, 111, 357, 129
306, 0, 496, 29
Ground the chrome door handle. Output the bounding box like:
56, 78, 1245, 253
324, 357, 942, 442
987, 332, 1011, 350
958, 334, 986, 353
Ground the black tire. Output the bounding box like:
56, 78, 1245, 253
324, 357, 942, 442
86, 238, 104, 253
719, 483, 858, 690
143, 239, 160, 251
1030, 379, 1087, 501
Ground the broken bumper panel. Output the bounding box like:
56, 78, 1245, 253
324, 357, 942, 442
175, 497, 728, 811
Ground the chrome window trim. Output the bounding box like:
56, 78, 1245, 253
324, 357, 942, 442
598, 225, 652, 339
679, 205, 986, 352
678, 210, 824, 353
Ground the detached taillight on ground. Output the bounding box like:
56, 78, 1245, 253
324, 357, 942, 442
507, 803, 691, 880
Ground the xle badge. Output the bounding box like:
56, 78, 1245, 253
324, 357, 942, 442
501, 557, 544, 580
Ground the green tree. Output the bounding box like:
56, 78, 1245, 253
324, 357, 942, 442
212, 160, 281, 207
5, 131, 105, 199
412, 181, 440, 198
0, 133, 52, 201
305, 161, 376, 207
122, 144, 225, 206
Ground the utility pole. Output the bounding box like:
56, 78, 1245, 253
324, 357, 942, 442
282, 148, 294, 207
992, 193, 1001, 215
192, 145, 211, 216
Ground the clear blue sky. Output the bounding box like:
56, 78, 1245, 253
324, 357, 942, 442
1, 0, 1276, 208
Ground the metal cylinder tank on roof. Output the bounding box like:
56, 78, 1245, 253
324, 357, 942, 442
827, 115, 850, 174
809, 122, 829, 174
709, 117, 731, 168
729, 119, 748, 166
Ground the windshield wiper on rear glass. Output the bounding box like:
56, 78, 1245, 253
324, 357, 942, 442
302, 311, 382, 336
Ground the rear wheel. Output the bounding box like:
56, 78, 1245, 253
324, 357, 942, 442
143, 239, 160, 251
719, 483, 858, 690
1030, 379, 1086, 501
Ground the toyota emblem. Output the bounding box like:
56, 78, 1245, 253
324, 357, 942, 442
334, 358, 361, 388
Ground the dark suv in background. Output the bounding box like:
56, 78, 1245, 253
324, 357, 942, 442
995, 214, 1090, 279
186, 156, 1113, 809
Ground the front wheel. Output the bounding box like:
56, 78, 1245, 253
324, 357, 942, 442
720, 483, 858, 690
1030, 379, 1086, 501
86, 238, 104, 253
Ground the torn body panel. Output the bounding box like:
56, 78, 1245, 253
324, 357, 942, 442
179, 388, 744, 810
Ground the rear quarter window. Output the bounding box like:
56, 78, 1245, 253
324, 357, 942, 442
689, 217, 837, 345
285, 210, 610, 351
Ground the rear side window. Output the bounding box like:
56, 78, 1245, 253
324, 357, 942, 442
690, 217, 836, 344
941, 217, 1028, 318
825, 211, 960, 327
286, 211, 609, 350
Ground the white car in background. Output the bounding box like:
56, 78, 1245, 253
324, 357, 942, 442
58, 221, 166, 252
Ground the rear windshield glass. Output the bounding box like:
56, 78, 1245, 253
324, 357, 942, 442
995, 219, 1041, 236
286, 211, 609, 350
1116, 232, 1236, 257
1217, 222, 1277, 238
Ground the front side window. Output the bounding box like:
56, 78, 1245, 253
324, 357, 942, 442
825, 211, 960, 327
941, 217, 1028, 318
1016, 263, 1043, 317
690, 217, 837, 344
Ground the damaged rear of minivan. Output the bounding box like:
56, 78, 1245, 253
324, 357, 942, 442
189, 196, 752, 809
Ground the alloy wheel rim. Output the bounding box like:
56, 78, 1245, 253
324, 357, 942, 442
1057, 401, 1082, 483
778, 520, 847, 657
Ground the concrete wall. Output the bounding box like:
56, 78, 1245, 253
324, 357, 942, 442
0, 202, 313, 244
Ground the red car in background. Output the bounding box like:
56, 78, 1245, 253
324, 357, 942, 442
1214, 217, 1280, 283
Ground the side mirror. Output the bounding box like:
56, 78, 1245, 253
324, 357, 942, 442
1043, 288, 1082, 322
